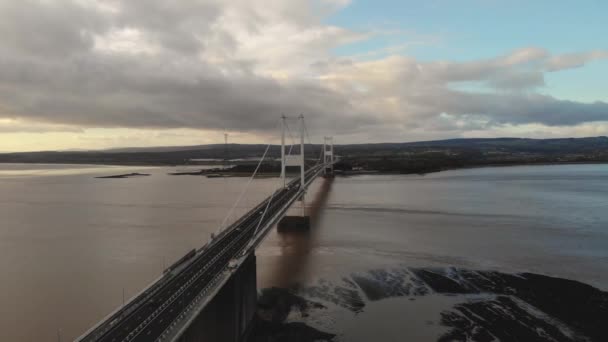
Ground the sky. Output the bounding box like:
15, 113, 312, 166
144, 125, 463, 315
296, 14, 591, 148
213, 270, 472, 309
0, 0, 607, 152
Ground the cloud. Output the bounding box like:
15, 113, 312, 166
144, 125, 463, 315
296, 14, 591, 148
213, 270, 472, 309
321, 49, 608, 133
0, 0, 369, 135
0, 0, 606, 146
546, 50, 608, 71
0, 119, 83, 133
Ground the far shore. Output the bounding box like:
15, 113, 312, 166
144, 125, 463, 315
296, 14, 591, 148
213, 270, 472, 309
1, 160, 607, 177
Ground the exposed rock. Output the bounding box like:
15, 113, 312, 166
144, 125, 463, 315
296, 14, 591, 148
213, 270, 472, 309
248, 287, 335, 342
264, 267, 608, 341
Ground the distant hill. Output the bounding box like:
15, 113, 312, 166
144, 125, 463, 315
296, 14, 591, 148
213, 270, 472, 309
336, 136, 608, 174
404, 137, 608, 152
338, 136, 608, 154
102, 144, 233, 153
0, 137, 607, 166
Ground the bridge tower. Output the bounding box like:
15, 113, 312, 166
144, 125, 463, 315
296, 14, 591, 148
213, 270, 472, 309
323, 136, 334, 177
278, 115, 310, 231
280, 115, 305, 190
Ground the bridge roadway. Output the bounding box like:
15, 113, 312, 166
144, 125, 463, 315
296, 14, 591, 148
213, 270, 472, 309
80, 164, 325, 342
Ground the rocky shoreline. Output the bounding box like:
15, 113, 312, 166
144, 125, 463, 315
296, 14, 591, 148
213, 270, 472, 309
248, 267, 608, 342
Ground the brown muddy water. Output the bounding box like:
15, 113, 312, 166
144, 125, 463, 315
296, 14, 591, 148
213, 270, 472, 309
0, 163, 607, 341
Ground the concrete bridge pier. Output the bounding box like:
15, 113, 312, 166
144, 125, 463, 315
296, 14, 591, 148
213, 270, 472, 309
278, 193, 311, 232
277, 215, 310, 231
177, 252, 257, 342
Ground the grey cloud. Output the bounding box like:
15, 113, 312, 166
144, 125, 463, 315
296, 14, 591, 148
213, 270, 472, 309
0, 1, 606, 141
0, 0, 108, 57
486, 71, 545, 90
408, 89, 608, 128
0, 0, 371, 135
0, 51, 366, 133
112, 1, 223, 55
424, 49, 549, 90
365, 51, 608, 128
545, 50, 608, 71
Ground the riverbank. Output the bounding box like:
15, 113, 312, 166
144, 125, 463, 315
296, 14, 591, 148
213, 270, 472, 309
2, 137, 607, 172
341, 160, 608, 176
3, 159, 607, 178
165, 160, 608, 178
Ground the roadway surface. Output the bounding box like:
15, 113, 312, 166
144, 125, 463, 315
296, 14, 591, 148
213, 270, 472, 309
79, 164, 324, 342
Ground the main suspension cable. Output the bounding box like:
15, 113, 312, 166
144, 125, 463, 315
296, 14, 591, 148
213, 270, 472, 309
215, 119, 280, 236
284, 119, 296, 156
301, 116, 323, 166
248, 119, 301, 244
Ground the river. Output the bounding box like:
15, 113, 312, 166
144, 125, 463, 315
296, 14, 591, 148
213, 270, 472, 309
0, 163, 606, 341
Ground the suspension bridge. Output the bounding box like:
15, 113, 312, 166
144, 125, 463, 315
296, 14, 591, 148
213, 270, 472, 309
76, 115, 335, 342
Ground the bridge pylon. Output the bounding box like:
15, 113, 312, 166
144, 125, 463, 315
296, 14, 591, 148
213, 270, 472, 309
280, 114, 305, 191
278, 115, 310, 231
323, 136, 334, 178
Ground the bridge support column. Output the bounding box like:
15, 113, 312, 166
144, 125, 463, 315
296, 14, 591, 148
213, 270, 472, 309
280, 115, 306, 190
177, 253, 257, 342
323, 136, 334, 178
279, 114, 311, 231
277, 215, 311, 232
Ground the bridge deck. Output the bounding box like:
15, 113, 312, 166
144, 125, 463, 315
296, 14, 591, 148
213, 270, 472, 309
77, 164, 326, 342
